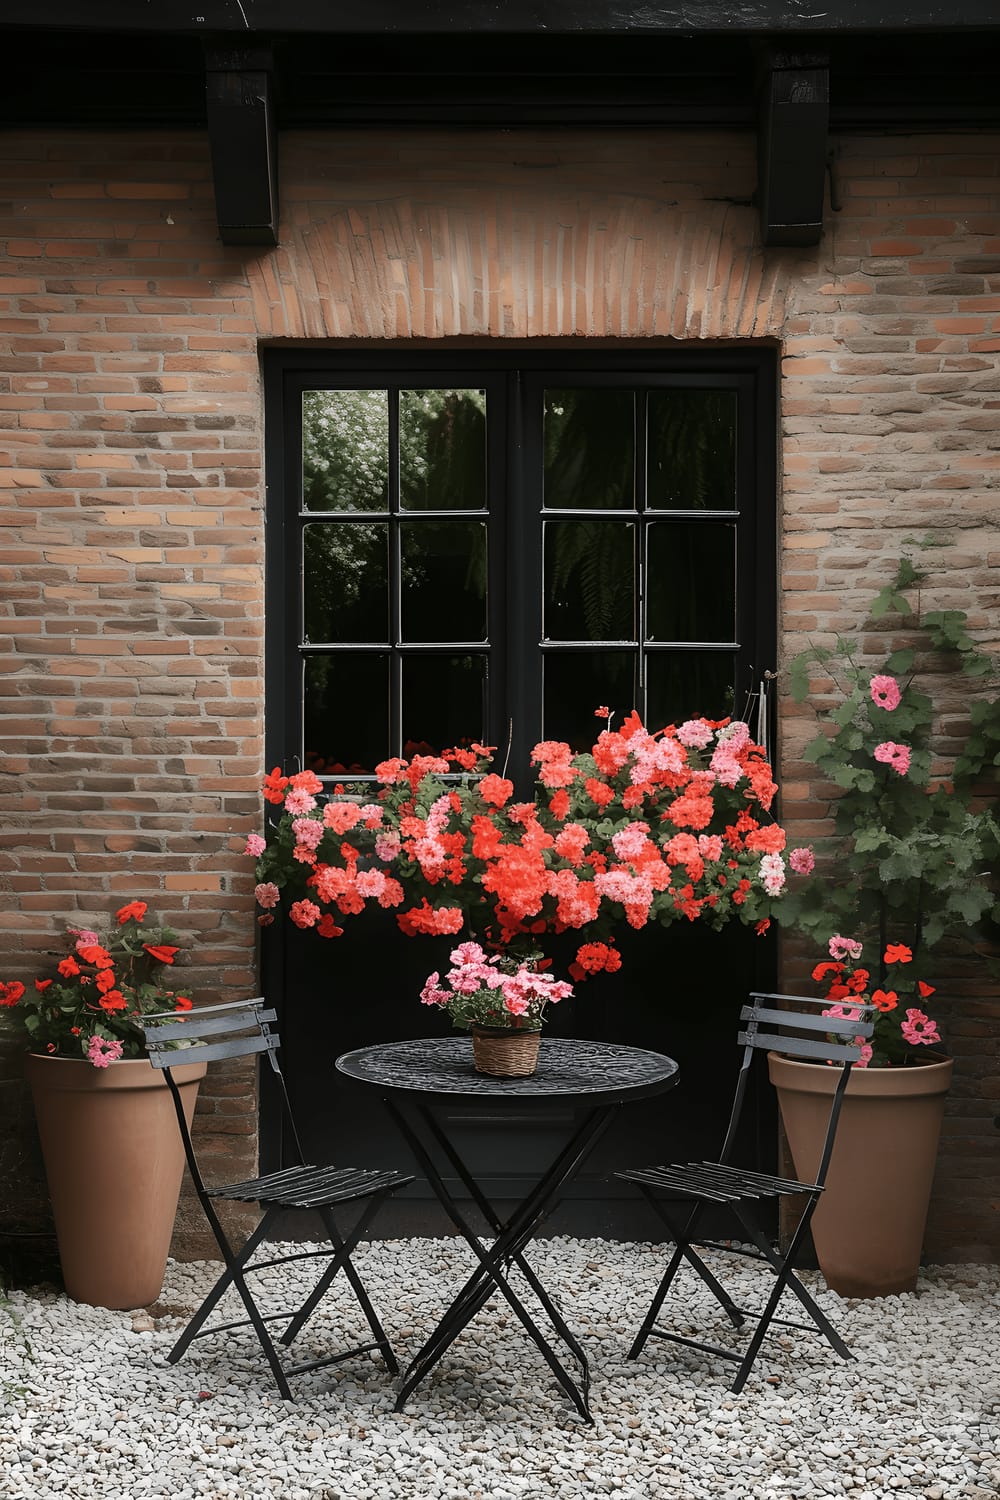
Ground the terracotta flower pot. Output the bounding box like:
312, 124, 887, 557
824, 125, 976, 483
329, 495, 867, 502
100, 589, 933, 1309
470, 1025, 542, 1077
768, 1051, 952, 1299
24, 1052, 207, 1310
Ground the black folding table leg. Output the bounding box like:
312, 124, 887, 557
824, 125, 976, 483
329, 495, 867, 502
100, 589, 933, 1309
390, 1108, 602, 1422
418, 1101, 609, 1381
385, 1096, 618, 1422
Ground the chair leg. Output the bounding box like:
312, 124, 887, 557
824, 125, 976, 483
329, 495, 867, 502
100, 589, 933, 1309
169, 1207, 295, 1401
732, 1200, 854, 1364
279, 1193, 399, 1375
168, 1210, 273, 1363
628, 1191, 744, 1359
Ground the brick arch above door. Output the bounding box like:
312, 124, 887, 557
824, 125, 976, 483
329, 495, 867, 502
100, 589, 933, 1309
249, 130, 795, 340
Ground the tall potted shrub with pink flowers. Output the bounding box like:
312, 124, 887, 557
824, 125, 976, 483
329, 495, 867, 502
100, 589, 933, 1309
776, 548, 1000, 1296
0, 904, 205, 1309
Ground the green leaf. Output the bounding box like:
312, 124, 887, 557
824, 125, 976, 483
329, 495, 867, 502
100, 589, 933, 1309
788, 654, 812, 704
949, 888, 992, 924
962, 655, 992, 678
832, 698, 861, 728
802, 737, 831, 764
870, 587, 905, 620
885, 648, 915, 675
854, 827, 889, 854
895, 555, 921, 589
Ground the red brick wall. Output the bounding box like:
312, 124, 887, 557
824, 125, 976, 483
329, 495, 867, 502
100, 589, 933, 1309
1, 127, 997, 1261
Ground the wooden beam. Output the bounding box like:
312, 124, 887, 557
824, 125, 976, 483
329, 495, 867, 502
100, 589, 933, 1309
205, 44, 279, 247
756, 53, 829, 248
6, 1, 1000, 33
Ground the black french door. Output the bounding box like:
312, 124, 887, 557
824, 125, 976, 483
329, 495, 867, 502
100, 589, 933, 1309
262, 347, 778, 1235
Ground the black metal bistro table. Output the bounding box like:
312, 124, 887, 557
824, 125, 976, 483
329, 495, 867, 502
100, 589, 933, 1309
335, 1036, 678, 1422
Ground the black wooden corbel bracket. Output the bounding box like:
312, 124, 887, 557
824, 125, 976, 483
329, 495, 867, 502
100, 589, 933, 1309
205, 43, 279, 247
756, 49, 830, 248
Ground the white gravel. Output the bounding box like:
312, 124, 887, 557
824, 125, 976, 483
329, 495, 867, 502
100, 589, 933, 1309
2, 1237, 998, 1500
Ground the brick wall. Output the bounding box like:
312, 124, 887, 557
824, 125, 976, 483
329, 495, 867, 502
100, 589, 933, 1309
1, 127, 997, 1263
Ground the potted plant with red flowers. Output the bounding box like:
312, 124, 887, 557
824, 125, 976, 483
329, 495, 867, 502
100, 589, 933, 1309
0, 903, 204, 1309
248, 708, 813, 1073
778, 546, 1000, 1297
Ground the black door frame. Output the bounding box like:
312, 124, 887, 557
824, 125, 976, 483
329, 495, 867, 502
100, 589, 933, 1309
259, 343, 779, 1211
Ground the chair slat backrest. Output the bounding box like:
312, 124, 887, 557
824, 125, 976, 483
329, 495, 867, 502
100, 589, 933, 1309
142, 997, 278, 1060
717, 990, 876, 1173
138, 997, 305, 1195
739, 993, 875, 1061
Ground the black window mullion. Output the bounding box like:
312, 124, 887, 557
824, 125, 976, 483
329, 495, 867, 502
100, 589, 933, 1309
636, 387, 648, 703
388, 387, 402, 756
506, 368, 541, 787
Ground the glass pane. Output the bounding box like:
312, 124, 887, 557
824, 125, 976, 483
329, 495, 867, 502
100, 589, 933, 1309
647, 389, 737, 510
304, 654, 389, 776
399, 389, 487, 511
303, 522, 387, 643
544, 521, 635, 642
302, 389, 389, 512
543, 651, 637, 751
401, 655, 487, 758
646, 522, 736, 643
646, 651, 736, 728
401, 521, 487, 643
543, 388, 634, 509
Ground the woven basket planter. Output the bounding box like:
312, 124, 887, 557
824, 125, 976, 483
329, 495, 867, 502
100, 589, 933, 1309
470, 1026, 542, 1077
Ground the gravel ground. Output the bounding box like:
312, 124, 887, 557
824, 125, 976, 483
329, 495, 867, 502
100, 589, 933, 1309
2, 1237, 998, 1500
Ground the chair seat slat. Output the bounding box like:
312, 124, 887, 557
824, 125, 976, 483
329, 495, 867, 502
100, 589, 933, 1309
208, 1165, 410, 1207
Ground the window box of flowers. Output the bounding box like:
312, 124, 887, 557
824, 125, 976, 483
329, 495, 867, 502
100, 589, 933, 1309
778, 548, 1000, 1297
248, 708, 811, 1077
0, 903, 204, 1309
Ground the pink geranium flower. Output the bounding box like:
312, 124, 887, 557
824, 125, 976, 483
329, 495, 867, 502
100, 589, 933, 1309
870, 675, 902, 711
900, 1009, 941, 1047
87, 1035, 124, 1069
829, 934, 863, 961
788, 846, 815, 875
874, 741, 911, 776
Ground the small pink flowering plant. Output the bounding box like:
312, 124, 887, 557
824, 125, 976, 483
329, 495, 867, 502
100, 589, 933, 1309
420, 941, 574, 1032
786, 547, 1000, 1065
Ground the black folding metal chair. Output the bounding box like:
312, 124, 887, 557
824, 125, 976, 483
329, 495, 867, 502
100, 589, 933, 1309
141, 997, 413, 1400
616, 991, 875, 1393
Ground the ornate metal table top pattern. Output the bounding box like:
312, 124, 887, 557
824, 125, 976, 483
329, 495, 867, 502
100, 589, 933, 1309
336, 1036, 678, 1104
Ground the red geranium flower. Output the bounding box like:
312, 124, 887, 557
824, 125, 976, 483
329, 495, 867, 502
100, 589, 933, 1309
116, 901, 148, 925
142, 944, 179, 964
